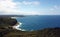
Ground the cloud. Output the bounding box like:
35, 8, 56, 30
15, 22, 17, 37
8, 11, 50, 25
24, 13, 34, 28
22, 1, 40, 5
22, 1, 32, 5
0, 0, 40, 15
0, 0, 19, 14
0, 0, 17, 9
50, 5, 60, 11
32, 1, 40, 5
50, 8, 54, 11
54, 5, 58, 9
21, 11, 40, 15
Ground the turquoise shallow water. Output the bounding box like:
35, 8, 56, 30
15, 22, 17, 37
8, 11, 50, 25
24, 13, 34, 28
16, 15, 60, 31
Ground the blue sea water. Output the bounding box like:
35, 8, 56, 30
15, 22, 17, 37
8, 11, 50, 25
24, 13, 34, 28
16, 15, 60, 31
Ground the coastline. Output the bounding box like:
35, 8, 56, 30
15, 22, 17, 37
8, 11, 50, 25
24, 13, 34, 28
0, 17, 60, 37
11, 17, 26, 31
12, 22, 26, 31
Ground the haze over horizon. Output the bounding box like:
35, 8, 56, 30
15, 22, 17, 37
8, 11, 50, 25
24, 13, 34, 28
0, 0, 60, 15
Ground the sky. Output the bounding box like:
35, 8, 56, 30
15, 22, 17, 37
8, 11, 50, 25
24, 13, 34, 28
0, 0, 60, 15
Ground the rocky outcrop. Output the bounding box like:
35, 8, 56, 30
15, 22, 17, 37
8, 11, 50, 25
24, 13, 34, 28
0, 17, 17, 26
0, 17, 18, 37
0, 17, 60, 37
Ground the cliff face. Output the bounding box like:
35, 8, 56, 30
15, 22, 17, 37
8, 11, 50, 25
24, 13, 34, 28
0, 17, 18, 37
0, 17, 17, 26
0, 17, 60, 37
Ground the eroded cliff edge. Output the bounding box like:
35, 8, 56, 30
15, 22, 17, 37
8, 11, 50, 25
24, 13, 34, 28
0, 17, 60, 37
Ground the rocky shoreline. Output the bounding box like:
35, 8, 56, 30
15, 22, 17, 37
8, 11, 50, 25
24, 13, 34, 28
0, 17, 60, 37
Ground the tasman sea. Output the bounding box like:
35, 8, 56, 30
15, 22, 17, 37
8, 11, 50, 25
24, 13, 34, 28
15, 15, 60, 31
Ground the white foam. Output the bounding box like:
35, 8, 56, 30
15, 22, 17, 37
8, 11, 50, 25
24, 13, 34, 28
13, 22, 26, 31
11, 17, 16, 19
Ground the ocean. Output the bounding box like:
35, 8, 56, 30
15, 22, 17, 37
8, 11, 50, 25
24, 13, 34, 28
15, 15, 60, 31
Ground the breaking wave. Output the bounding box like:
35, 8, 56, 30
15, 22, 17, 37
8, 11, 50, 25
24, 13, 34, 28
13, 22, 26, 31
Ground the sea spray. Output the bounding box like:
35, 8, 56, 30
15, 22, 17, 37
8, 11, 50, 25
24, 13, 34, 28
11, 17, 26, 31
13, 22, 26, 31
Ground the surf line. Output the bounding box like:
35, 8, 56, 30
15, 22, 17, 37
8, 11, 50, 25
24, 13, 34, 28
13, 22, 26, 31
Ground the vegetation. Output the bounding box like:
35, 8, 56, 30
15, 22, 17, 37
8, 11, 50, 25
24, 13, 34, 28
0, 17, 60, 37
0, 17, 17, 26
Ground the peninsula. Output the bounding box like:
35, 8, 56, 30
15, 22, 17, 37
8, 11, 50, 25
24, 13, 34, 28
0, 17, 60, 37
